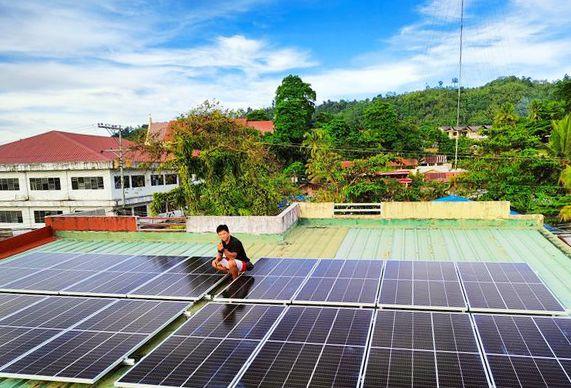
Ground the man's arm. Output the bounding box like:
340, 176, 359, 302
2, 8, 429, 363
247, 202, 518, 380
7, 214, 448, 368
223, 249, 237, 260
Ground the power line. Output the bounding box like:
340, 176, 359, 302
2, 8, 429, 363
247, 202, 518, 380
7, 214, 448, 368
454, 0, 465, 169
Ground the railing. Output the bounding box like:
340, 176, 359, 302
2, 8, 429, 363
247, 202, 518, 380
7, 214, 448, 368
137, 217, 187, 232
333, 203, 382, 216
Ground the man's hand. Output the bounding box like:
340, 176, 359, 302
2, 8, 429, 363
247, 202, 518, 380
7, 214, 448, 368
217, 242, 223, 251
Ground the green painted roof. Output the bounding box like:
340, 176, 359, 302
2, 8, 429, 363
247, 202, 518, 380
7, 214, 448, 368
2, 220, 570, 387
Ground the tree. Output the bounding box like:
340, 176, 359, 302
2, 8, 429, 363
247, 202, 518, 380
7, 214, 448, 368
246, 108, 271, 121
156, 102, 295, 216
303, 128, 343, 201
272, 75, 316, 163
549, 114, 571, 190
556, 75, 571, 112
493, 103, 519, 127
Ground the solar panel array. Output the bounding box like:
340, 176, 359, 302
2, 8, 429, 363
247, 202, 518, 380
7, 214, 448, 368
457, 262, 566, 314
0, 293, 189, 384
1, 250, 569, 387
0, 252, 225, 301
116, 303, 285, 387
474, 314, 571, 387
378, 261, 466, 310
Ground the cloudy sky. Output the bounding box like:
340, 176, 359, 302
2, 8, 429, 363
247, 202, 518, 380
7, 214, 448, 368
1, 0, 570, 143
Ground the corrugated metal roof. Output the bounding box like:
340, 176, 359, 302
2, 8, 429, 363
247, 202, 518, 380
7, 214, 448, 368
1, 222, 570, 387
335, 227, 571, 308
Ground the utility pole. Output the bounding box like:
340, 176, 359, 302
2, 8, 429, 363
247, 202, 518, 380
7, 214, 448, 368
454, 0, 464, 170
98, 123, 126, 212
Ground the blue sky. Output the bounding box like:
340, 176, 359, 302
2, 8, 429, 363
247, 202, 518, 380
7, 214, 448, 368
1, 0, 570, 143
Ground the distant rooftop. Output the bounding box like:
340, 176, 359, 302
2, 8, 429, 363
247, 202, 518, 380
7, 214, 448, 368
0, 130, 149, 164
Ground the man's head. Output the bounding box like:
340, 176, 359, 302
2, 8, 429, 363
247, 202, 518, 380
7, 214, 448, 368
216, 224, 230, 242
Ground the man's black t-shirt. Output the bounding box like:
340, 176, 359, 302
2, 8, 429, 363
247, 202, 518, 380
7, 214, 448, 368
222, 236, 250, 263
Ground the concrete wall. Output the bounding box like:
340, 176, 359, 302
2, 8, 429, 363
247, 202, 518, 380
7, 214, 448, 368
45, 215, 138, 232
381, 201, 511, 220
186, 203, 300, 234
298, 202, 335, 218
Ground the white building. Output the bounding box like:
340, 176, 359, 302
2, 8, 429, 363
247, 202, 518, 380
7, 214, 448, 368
0, 130, 179, 231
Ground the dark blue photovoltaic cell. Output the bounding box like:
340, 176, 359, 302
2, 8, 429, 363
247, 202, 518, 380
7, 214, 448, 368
1, 330, 146, 383
51, 254, 131, 271
168, 256, 223, 275
239, 306, 372, 388
0, 268, 44, 288
0, 297, 113, 329
0, 269, 99, 293
247, 258, 318, 277
0, 294, 45, 318
76, 300, 189, 334
219, 275, 306, 302
457, 262, 565, 313
105, 255, 186, 273
362, 310, 489, 388
0, 326, 62, 369
117, 304, 285, 388
0, 252, 80, 269
474, 314, 571, 387
129, 273, 224, 300
63, 271, 158, 295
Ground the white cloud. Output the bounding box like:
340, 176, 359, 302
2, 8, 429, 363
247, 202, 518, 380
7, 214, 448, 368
0, 0, 571, 144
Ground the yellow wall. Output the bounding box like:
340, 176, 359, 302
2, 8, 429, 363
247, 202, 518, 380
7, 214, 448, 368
381, 201, 510, 219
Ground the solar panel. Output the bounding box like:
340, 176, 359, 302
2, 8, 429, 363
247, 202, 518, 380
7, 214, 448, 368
237, 306, 373, 387
457, 262, 566, 314
129, 273, 226, 301
362, 310, 491, 387
0, 252, 81, 269
50, 253, 134, 271
215, 258, 319, 304
168, 256, 221, 275
292, 259, 384, 307
474, 314, 571, 387
0, 267, 44, 288
378, 260, 466, 311
116, 303, 285, 388
0, 294, 190, 384
108, 255, 187, 273
0, 269, 99, 294
0, 293, 45, 318
61, 271, 158, 297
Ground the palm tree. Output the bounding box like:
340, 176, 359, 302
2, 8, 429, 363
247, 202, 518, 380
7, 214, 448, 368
549, 114, 571, 221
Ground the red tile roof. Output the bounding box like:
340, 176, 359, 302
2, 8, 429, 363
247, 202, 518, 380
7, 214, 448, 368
0, 130, 150, 164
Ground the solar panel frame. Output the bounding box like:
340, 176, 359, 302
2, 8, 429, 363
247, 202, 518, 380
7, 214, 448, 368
457, 262, 567, 315
0, 251, 84, 269
473, 313, 571, 388
291, 258, 384, 308
115, 302, 288, 388
59, 271, 160, 298
0, 295, 191, 384
377, 260, 467, 312
214, 257, 319, 305
359, 309, 493, 388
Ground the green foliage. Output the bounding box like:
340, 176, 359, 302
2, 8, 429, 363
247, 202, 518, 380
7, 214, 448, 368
271, 75, 317, 163
549, 114, 571, 160
113, 125, 147, 141
245, 108, 272, 121
457, 149, 563, 214
492, 103, 519, 127
149, 186, 186, 215
163, 102, 295, 216
556, 75, 571, 112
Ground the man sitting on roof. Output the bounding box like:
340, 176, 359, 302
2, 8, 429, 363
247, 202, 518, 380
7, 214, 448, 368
211, 224, 252, 279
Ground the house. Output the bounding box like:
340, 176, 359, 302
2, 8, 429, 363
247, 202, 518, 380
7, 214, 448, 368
422, 154, 447, 166
440, 125, 490, 140
0, 130, 179, 230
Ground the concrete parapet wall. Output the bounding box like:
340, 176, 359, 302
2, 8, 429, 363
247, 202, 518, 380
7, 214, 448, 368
381, 201, 511, 220
186, 203, 300, 234
46, 215, 137, 232
298, 202, 334, 218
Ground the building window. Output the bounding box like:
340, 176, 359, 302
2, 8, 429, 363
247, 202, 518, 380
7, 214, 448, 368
133, 205, 147, 217
131, 175, 145, 188
29, 177, 61, 191
165, 174, 178, 185
114, 176, 130, 189
34, 210, 63, 223
151, 174, 164, 186
71, 177, 104, 190
0, 178, 19, 191
0, 210, 23, 223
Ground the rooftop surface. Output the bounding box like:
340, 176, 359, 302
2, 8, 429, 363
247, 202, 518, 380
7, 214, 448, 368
1, 219, 570, 387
